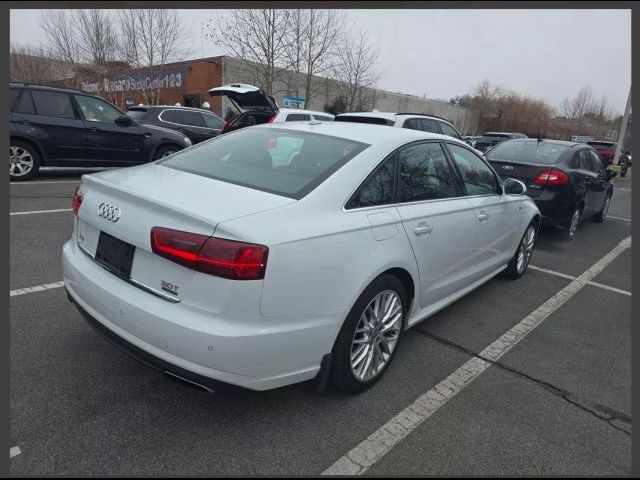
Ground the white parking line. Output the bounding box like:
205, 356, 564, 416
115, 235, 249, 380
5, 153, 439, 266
529, 265, 631, 296
10, 281, 65, 297
615, 187, 632, 191
322, 235, 631, 476
10, 446, 21, 458
608, 215, 632, 223
10, 208, 72, 216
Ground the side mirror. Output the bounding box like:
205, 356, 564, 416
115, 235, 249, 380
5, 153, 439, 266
605, 169, 617, 180
503, 178, 527, 196
115, 115, 134, 127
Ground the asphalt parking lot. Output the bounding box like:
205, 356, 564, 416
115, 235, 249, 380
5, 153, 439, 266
10, 168, 632, 475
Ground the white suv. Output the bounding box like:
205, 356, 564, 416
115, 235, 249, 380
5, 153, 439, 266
335, 112, 464, 141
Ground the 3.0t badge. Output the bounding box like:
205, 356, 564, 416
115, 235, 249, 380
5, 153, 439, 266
97, 203, 121, 223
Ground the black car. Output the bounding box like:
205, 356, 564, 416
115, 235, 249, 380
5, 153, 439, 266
126, 105, 224, 144
486, 139, 615, 239
9, 82, 191, 181
475, 132, 528, 153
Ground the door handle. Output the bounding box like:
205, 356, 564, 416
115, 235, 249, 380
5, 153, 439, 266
413, 224, 433, 235
477, 212, 490, 222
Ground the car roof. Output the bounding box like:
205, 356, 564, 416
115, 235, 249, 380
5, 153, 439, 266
10, 82, 85, 95
336, 111, 455, 125
279, 108, 334, 117
252, 120, 465, 147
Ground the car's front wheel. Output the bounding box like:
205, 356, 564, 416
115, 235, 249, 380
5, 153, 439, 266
10, 140, 40, 181
153, 145, 181, 160
331, 274, 407, 394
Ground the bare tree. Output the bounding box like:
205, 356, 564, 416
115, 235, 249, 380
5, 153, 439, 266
284, 9, 308, 106
207, 9, 291, 94
118, 9, 190, 104
10, 44, 56, 84
332, 28, 380, 111
41, 9, 118, 94
287, 10, 345, 107
560, 85, 596, 119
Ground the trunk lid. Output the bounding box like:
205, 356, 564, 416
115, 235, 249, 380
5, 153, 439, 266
488, 159, 562, 198
208, 83, 279, 112
76, 163, 294, 302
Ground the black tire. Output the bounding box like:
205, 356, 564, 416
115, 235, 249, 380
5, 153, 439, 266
331, 274, 407, 394
153, 144, 181, 161
501, 219, 538, 279
9, 140, 41, 181
562, 205, 582, 241
593, 192, 612, 223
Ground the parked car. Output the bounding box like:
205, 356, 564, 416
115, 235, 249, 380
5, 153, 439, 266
474, 132, 528, 153
63, 122, 539, 394
335, 111, 465, 141
586, 140, 629, 177
208, 83, 334, 133
126, 105, 224, 144
9, 82, 191, 181
463, 135, 478, 147
486, 138, 615, 239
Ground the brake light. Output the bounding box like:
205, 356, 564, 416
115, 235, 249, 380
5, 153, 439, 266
268, 115, 276, 123
72, 186, 83, 215
150, 227, 268, 280
534, 170, 569, 185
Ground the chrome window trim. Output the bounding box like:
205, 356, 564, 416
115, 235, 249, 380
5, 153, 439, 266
158, 109, 222, 131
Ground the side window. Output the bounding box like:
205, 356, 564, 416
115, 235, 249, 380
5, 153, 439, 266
31, 90, 76, 119
589, 150, 604, 173
447, 143, 500, 196
577, 150, 593, 171
10, 89, 19, 110
179, 110, 206, 127
420, 118, 440, 133
439, 122, 462, 140
313, 115, 333, 121
285, 113, 311, 122
398, 142, 458, 202
202, 113, 223, 129
160, 110, 176, 123
403, 118, 422, 131
74, 95, 122, 123
13, 90, 36, 115
346, 156, 396, 209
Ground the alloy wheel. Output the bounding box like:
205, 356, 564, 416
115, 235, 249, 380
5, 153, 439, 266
568, 209, 581, 237
602, 196, 611, 220
9, 146, 34, 177
350, 290, 402, 382
516, 226, 536, 273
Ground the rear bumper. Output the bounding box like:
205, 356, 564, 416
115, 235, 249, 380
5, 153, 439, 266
62, 239, 339, 391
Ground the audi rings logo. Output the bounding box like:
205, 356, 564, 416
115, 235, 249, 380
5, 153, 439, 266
97, 203, 121, 222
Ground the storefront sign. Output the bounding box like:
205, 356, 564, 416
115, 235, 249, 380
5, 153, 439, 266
283, 95, 306, 109
80, 66, 187, 94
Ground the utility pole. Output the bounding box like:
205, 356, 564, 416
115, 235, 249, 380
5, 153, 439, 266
613, 86, 631, 165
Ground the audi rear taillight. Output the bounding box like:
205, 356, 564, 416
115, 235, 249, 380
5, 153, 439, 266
72, 186, 83, 215
268, 115, 276, 123
150, 227, 269, 280
221, 114, 239, 132
534, 170, 569, 185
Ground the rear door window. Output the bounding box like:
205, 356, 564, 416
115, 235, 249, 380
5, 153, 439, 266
31, 90, 76, 119
589, 150, 605, 174
419, 118, 440, 133
161, 128, 368, 199
398, 142, 458, 202
202, 113, 223, 129
403, 118, 423, 131
13, 89, 36, 115
313, 115, 334, 122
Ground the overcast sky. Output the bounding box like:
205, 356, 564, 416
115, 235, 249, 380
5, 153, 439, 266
10, 8, 631, 113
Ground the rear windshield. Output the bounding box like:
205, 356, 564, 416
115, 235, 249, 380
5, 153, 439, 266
487, 141, 570, 164
126, 109, 147, 121
160, 127, 368, 199
336, 115, 394, 126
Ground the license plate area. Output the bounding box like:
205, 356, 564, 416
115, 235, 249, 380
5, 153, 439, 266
95, 231, 135, 280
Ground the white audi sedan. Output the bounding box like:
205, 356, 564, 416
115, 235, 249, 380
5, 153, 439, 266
62, 122, 540, 394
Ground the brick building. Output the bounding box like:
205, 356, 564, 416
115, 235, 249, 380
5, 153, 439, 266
52, 55, 478, 133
